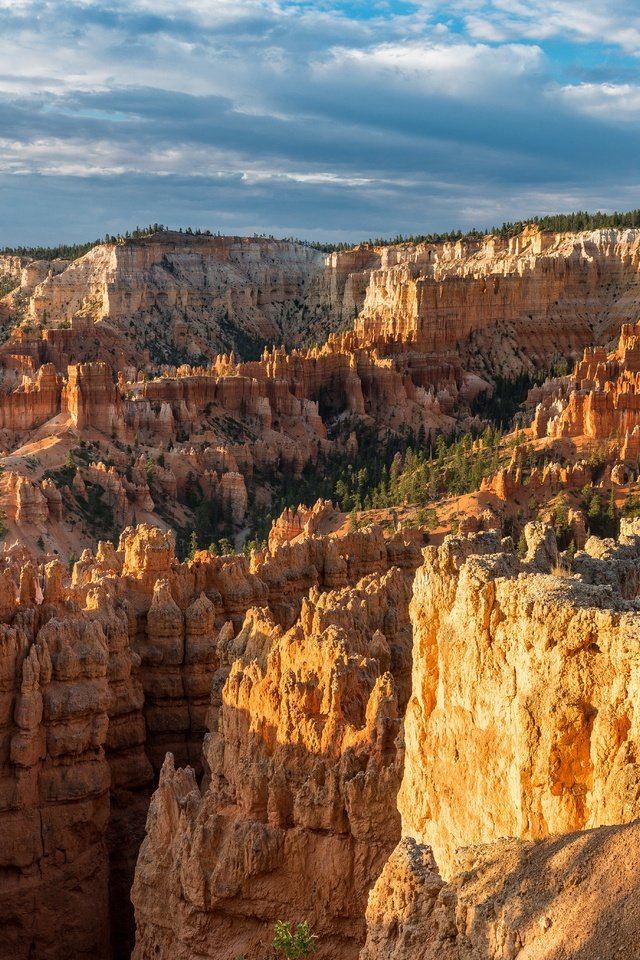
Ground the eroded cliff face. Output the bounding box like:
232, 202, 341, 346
362, 521, 640, 960
400, 522, 640, 871
530, 319, 640, 463
361, 822, 640, 960
2, 235, 327, 366
132, 564, 414, 960
0, 559, 148, 960
352, 228, 640, 377
5, 226, 640, 376
0, 519, 421, 960
129, 519, 640, 960
2, 226, 640, 563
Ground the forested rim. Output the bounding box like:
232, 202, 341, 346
2, 209, 640, 260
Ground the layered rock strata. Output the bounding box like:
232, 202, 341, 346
362, 521, 640, 959
0, 562, 148, 960
4, 225, 640, 391
3, 226, 639, 560
132, 565, 414, 960
2, 235, 327, 366
0, 519, 420, 960
351, 227, 640, 377
531, 319, 640, 462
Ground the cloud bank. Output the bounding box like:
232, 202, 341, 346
1, 0, 639, 244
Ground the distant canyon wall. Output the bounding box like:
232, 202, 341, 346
3, 227, 640, 375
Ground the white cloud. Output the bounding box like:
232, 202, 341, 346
461, 0, 640, 52
312, 39, 544, 101
0, 0, 639, 244
555, 82, 640, 121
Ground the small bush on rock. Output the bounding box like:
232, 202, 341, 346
272, 920, 317, 959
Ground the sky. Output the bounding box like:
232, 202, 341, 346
1, 0, 640, 246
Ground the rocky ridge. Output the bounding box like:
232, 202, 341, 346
132, 565, 413, 960
0, 519, 421, 960
351, 227, 640, 378
1, 226, 640, 560
1, 236, 327, 366
363, 520, 640, 959
530, 318, 640, 462
130, 520, 640, 960
1, 225, 640, 959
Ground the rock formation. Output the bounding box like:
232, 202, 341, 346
351, 227, 640, 378
361, 522, 640, 959
0, 518, 421, 960
132, 565, 414, 960
1, 224, 640, 960
0, 561, 148, 960
6, 228, 640, 379
3, 235, 327, 367
361, 822, 640, 960
0, 363, 61, 432
531, 320, 640, 462
2, 225, 639, 561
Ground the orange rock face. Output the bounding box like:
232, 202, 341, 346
132, 565, 414, 960
351, 227, 640, 377
0, 362, 61, 432
362, 522, 640, 959
63, 361, 122, 433
362, 822, 640, 960
531, 320, 640, 459
267, 498, 337, 549
400, 524, 640, 873
0, 518, 422, 960
0, 561, 148, 960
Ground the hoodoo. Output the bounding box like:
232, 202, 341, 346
0, 225, 639, 959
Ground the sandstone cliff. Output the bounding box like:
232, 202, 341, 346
531, 319, 640, 462
132, 565, 414, 960
362, 522, 640, 960
351, 227, 640, 378
0, 519, 421, 960
5, 226, 640, 379
0, 559, 149, 960
2, 234, 327, 367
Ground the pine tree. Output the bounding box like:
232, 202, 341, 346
188, 530, 198, 559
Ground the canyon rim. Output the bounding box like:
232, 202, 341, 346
2, 2, 640, 956
0, 221, 638, 959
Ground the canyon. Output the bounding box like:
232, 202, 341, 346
1, 226, 640, 563
0, 519, 422, 960
0, 225, 638, 959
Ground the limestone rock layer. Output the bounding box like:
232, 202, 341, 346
0, 521, 420, 960
4, 227, 640, 376
131, 564, 415, 960
363, 522, 640, 960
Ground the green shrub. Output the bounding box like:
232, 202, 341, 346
272, 920, 317, 959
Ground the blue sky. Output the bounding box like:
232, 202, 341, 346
1, 0, 639, 245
